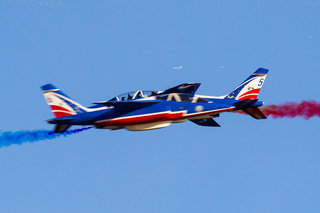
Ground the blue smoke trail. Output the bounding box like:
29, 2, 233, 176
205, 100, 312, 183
0, 127, 92, 148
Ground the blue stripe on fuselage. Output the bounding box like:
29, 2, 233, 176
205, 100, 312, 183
48, 98, 262, 126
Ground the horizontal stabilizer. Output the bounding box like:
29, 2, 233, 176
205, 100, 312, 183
47, 117, 74, 124
54, 124, 71, 133
234, 99, 258, 107
190, 118, 221, 127
243, 107, 267, 119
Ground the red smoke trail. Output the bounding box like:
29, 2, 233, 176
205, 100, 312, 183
261, 100, 320, 119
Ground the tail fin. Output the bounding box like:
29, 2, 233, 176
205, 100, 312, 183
225, 68, 268, 100
41, 84, 88, 118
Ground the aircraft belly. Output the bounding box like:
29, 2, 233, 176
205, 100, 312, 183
172, 118, 188, 123
96, 125, 122, 130
125, 121, 172, 131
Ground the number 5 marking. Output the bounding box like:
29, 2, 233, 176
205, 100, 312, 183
258, 79, 264, 86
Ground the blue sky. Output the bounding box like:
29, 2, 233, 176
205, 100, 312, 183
1, 0, 320, 212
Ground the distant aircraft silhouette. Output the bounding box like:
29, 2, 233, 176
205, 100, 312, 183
172, 66, 183, 70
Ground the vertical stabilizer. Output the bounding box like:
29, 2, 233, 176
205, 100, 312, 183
226, 68, 268, 100
41, 84, 88, 118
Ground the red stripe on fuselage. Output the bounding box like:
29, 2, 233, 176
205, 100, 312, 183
50, 105, 72, 113
96, 111, 184, 127
53, 111, 74, 118
238, 95, 258, 100
238, 88, 260, 98
95, 107, 235, 127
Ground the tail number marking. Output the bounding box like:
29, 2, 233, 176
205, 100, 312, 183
258, 79, 264, 87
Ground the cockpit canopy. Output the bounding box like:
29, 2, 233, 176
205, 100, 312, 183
108, 91, 210, 103
154, 93, 210, 103
108, 90, 158, 101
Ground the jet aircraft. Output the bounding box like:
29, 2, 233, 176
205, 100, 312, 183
41, 68, 268, 133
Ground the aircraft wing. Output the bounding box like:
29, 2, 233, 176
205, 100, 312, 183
189, 118, 221, 127
160, 83, 201, 95
94, 100, 160, 111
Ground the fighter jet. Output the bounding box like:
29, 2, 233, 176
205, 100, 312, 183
41, 68, 268, 133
